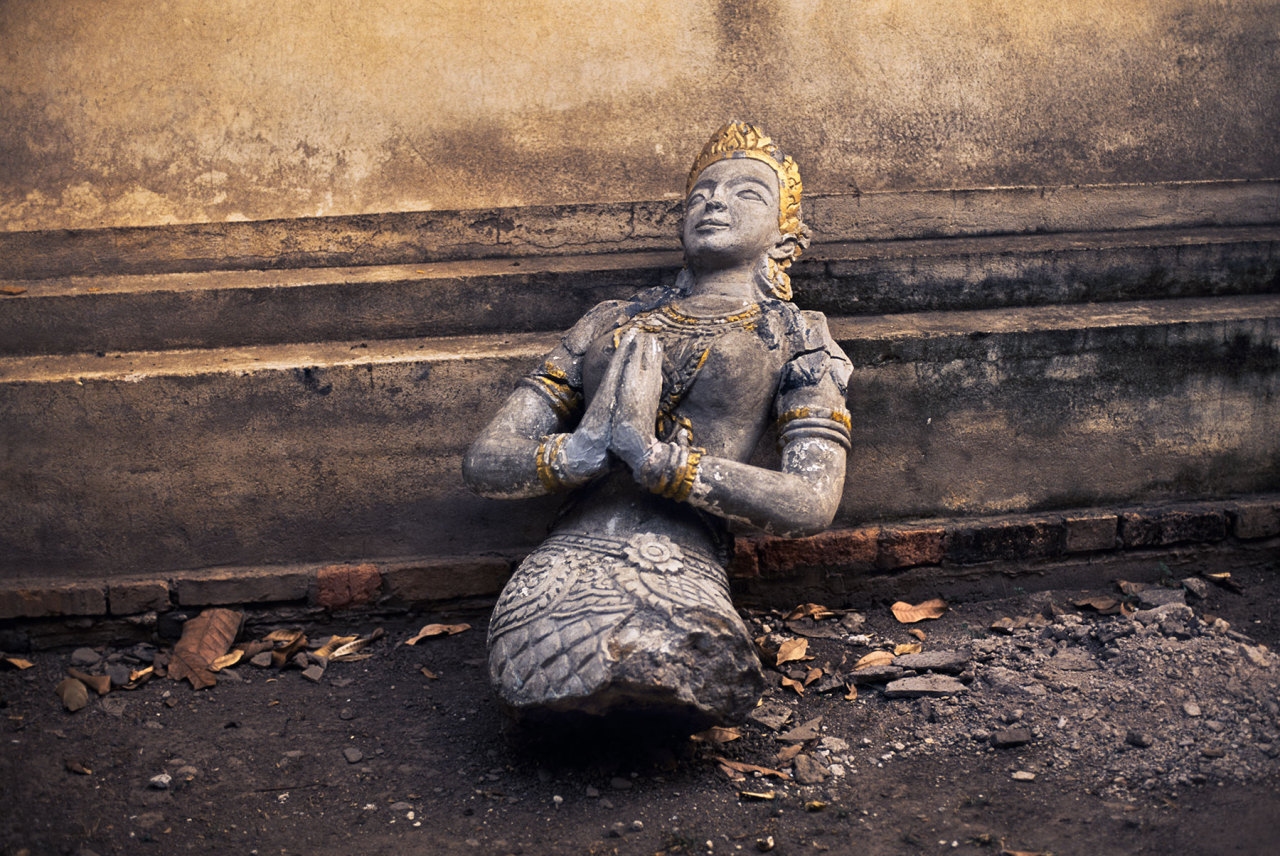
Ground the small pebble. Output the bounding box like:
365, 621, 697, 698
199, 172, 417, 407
342, 748, 364, 764
148, 773, 172, 790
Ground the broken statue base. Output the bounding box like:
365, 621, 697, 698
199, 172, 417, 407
487, 529, 765, 728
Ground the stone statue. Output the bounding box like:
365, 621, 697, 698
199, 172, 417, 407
464, 122, 851, 727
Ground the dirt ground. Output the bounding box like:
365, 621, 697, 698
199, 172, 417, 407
1, 557, 1277, 856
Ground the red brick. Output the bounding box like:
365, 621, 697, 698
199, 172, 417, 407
1119, 512, 1161, 548
382, 557, 512, 603
108, 579, 171, 615
1228, 498, 1280, 539
728, 538, 762, 579
315, 563, 383, 610
1064, 514, 1118, 553
756, 527, 879, 577
878, 526, 946, 569
944, 517, 1066, 564
1122, 506, 1228, 548
0, 582, 106, 619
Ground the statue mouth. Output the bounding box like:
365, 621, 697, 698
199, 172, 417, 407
695, 217, 730, 231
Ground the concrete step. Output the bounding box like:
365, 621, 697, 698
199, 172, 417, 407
3, 226, 1277, 356
2, 294, 1276, 581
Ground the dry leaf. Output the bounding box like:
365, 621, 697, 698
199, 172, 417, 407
775, 744, 804, 765
313, 635, 358, 659
405, 623, 471, 645
844, 684, 858, 701
1116, 579, 1146, 595
775, 637, 809, 667
713, 756, 791, 780
1001, 850, 1053, 856
780, 676, 805, 695
63, 759, 92, 775
1, 656, 34, 670
269, 630, 308, 669
168, 608, 243, 689
803, 667, 823, 687
419, 666, 438, 679
784, 603, 836, 621
739, 790, 776, 801
123, 666, 154, 689
909, 629, 926, 642
1202, 572, 1243, 593
853, 650, 894, 670
209, 650, 243, 672
331, 628, 384, 661
894, 643, 923, 655
805, 801, 828, 812
67, 668, 111, 696
0, 286, 28, 296
237, 640, 273, 659
56, 677, 89, 712
692, 726, 742, 744
1073, 597, 1120, 615
890, 598, 948, 623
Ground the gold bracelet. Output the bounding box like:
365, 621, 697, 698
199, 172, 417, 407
534, 434, 571, 492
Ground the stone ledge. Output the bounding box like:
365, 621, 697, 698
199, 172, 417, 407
6, 225, 1276, 357
4, 179, 1275, 281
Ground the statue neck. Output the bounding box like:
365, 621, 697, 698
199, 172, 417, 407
684, 260, 768, 301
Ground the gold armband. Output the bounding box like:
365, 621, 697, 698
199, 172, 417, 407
520, 361, 583, 422
776, 406, 852, 450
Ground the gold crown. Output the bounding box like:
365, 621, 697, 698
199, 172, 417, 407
686, 122, 807, 300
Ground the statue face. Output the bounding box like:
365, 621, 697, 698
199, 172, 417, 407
682, 157, 783, 270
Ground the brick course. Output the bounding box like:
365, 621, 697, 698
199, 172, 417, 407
175, 567, 312, 606
756, 528, 878, 577
0, 582, 106, 619
1228, 497, 1280, 539
107, 579, 171, 615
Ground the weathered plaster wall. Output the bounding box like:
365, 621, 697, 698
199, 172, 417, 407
3, 0, 1278, 232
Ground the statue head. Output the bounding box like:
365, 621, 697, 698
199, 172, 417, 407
683, 122, 811, 300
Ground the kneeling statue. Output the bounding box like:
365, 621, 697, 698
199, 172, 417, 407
464, 122, 851, 726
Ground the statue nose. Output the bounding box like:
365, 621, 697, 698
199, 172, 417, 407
705, 197, 727, 211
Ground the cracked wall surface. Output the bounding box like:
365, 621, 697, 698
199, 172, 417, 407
2, 0, 1278, 232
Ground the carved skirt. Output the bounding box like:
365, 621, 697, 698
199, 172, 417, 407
487, 531, 764, 724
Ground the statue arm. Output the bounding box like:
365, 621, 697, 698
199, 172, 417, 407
462, 386, 569, 499
683, 438, 847, 537
463, 301, 633, 500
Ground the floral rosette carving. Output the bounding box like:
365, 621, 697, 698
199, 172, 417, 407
623, 533, 684, 574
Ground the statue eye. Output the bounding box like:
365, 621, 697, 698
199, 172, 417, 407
737, 188, 766, 202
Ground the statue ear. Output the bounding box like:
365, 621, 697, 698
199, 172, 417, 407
768, 232, 800, 263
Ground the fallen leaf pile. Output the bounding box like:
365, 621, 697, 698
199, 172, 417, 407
51, 609, 390, 713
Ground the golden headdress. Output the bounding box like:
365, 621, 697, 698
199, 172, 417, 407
686, 122, 809, 300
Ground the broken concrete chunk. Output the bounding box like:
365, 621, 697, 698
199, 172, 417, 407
791, 754, 829, 785
747, 701, 793, 732
884, 675, 968, 698
847, 664, 904, 685
991, 727, 1034, 748
778, 716, 823, 744
893, 650, 968, 674
1137, 587, 1186, 608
